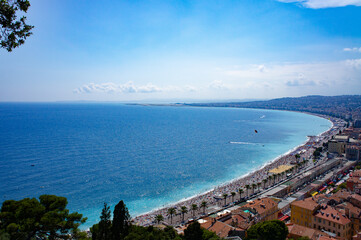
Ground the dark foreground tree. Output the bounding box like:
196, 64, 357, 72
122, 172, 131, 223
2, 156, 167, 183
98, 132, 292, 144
112, 200, 130, 240
91, 203, 112, 240
124, 225, 181, 240
0, 195, 87, 240
184, 222, 203, 240
0, 0, 34, 51
184, 221, 221, 240
246, 220, 288, 240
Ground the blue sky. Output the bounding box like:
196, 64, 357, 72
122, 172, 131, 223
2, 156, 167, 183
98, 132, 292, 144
1, 0, 361, 102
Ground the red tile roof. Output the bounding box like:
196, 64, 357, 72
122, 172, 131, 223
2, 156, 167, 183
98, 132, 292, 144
314, 205, 351, 225
291, 197, 319, 211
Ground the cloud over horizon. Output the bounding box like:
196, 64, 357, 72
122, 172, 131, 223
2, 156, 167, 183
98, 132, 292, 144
74, 82, 162, 94
277, 0, 361, 8
74, 82, 198, 95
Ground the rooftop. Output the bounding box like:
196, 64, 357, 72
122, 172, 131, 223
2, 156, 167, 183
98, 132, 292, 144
287, 224, 325, 240
241, 197, 278, 215
314, 205, 351, 225
200, 220, 241, 238
291, 197, 319, 211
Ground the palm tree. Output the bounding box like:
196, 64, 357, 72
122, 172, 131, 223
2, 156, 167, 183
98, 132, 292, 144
257, 182, 261, 192
191, 204, 198, 218
295, 153, 300, 163
268, 175, 273, 185
223, 193, 228, 206
263, 179, 267, 189
167, 207, 176, 224
245, 185, 250, 197
180, 206, 188, 223
155, 214, 164, 224
231, 192, 236, 203
200, 201, 208, 215
272, 174, 277, 185
252, 183, 257, 194
238, 188, 244, 201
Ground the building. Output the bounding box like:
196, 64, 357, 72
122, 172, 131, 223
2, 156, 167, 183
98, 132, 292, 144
290, 197, 319, 228
328, 140, 347, 155
287, 223, 326, 240
241, 197, 279, 222
346, 145, 361, 160
313, 205, 352, 240
354, 120, 361, 128
347, 176, 361, 193
335, 202, 361, 237
199, 218, 243, 239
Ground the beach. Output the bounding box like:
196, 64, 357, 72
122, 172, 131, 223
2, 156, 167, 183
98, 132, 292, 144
133, 114, 345, 226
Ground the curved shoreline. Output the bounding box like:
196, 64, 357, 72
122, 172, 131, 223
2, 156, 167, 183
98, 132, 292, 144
133, 112, 344, 226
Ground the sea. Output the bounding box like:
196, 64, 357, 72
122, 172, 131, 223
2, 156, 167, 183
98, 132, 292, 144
0, 103, 332, 229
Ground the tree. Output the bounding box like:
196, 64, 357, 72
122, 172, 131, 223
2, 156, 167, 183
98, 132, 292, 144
91, 203, 112, 240
180, 206, 188, 223
238, 188, 244, 201
245, 185, 250, 197
272, 174, 277, 185
252, 183, 257, 194
223, 193, 228, 206
155, 214, 164, 225
184, 222, 203, 240
263, 179, 268, 189
167, 208, 176, 224
257, 182, 261, 192
0, 195, 87, 240
191, 204, 198, 218
295, 154, 300, 163
0, 0, 34, 52
200, 201, 207, 215
231, 192, 236, 203
246, 220, 288, 240
112, 200, 130, 240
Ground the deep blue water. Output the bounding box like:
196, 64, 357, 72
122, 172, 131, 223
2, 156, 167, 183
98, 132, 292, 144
0, 103, 331, 228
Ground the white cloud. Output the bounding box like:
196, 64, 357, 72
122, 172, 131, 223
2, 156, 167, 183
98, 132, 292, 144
220, 59, 361, 96
345, 58, 361, 69
277, 0, 361, 8
344, 47, 361, 52
208, 80, 230, 90
74, 82, 197, 94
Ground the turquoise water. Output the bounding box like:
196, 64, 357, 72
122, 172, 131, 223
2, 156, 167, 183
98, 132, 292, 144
0, 103, 331, 228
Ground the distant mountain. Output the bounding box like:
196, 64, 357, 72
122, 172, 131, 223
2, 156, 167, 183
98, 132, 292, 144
185, 95, 361, 120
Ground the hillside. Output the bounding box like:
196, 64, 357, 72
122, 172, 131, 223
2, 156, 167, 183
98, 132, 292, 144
185, 95, 361, 120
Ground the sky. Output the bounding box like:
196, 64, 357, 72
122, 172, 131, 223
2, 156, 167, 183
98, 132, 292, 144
1, 0, 361, 102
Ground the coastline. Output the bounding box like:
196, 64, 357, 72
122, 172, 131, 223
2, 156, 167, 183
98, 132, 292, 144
133, 111, 344, 226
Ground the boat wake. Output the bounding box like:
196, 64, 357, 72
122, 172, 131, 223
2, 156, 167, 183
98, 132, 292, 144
229, 141, 257, 145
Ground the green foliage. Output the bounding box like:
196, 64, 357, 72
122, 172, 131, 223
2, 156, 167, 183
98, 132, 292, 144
124, 225, 181, 240
246, 220, 288, 240
112, 200, 130, 239
0, 195, 87, 240
184, 222, 203, 240
167, 208, 176, 224
155, 214, 164, 225
0, 0, 34, 51
297, 237, 310, 240
337, 182, 347, 191
91, 203, 112, 240
184, 221, 221, 240
313, 147, 323, 159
